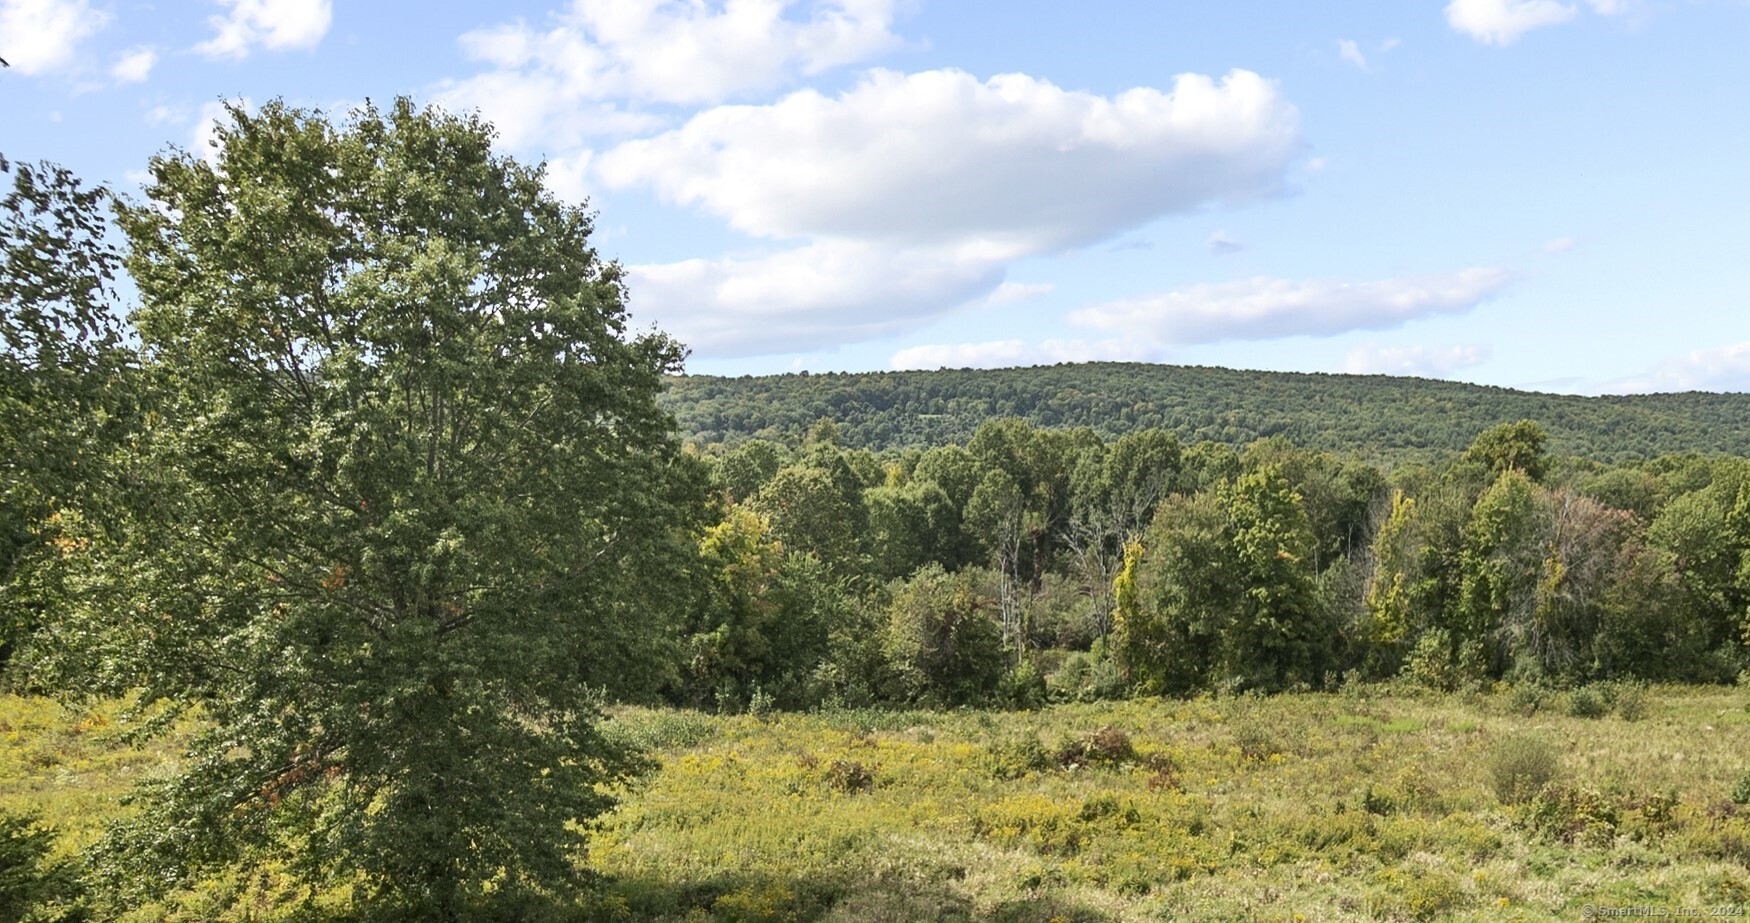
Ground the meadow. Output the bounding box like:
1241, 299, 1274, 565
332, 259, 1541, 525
5, 684, 1749, 922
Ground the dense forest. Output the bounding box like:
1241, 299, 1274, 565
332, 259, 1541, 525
6, 102, 1750, 922
661, 364, 1750, 462
674, 415, 1748, 713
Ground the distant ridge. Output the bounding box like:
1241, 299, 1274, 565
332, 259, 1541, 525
660, 362, 1750, 462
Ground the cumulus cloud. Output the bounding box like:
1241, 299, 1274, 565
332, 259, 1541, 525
889, 338, 1151, 371
1337, 39, 1368, 70
1343, 344, 1491, 378
433, 69, 664, 150
1446, 0, 1634, 45
1607, 341, 1750, 394
110, 46, 156, 83
1446, 0, 1576, 44
1070, 268, 1513, 346
604, 66, 1302, 359
196, 0, 331, 59
625, 241, 1006, 357
596, 68, 1302, 254
0, 0, 109, 75
436, 0, 905, 148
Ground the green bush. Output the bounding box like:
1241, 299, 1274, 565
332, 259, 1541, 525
1045, 651, 1125, 703
1488, 735, 1561, 804
0, 811, 86, 923
1232, 722, 1282, 762
1732, 772, 1750, 806
982, 732, 1050, 780
1366, 865, 1467, 921
998, 661, 1048, 710
1566, 685, 1609, 719
1613, 681, 1649, 721
1528, 786, 1619, 846
1506, 683, 1548, 717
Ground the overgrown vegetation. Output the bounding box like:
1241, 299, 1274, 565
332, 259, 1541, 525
661, 364, 1750, 462
5, 687, 1750, 921
8, 100, 1750, 921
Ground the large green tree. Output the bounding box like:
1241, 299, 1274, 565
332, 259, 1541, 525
38, 100, 708, 920
1, 156, 131, 671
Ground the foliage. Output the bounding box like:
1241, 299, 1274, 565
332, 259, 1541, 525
0, 810, 86, 923
1463, 419, 1549, 482
19, 687, 1750, 921
881, 564, 1007, 706
1565, 685, 1609, 719
30, 100, 707, 920
1488, 735, 1561, 805
0, 155, 132, 674
662, 363, 1750, 463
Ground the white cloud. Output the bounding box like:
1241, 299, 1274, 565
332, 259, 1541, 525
1337, 39, 1368, 70
1207, 230, 1244, 255
437, 0, 905, 149
191, 99, 252, 166
598, 68, 1300, 254
602, 66, 1302, 359
432, 71, 668, 151
984, 281, 1054, 306
1445, 0, 1576, 45
1541, 236, 1578, 253
625, 241, 1006, 357
196, 0, 331, 59
1380, 37, 1403, 52
1446, 0, 1634, 44
889, 338, 1150, 371
0, 0, 109, 75
541, 150, 598, 204
110, 46, 156, 83
1607, 342, 1750, 394
1343, 344, 1491, 378
145, 104, 186, 126
1070, 268, 1513, 346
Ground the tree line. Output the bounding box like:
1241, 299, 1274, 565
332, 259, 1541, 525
678, 416, 1747, 714
661, 364, 1750, 464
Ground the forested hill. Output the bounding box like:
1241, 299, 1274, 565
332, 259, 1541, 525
660, 362, 1750, 461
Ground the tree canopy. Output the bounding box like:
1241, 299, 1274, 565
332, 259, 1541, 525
30, 99, 709, 920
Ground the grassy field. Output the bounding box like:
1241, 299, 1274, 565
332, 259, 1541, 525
5, 685, 1750, 922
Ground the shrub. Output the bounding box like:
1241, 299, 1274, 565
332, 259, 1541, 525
1528, 786, 1619, 846
1053, 726, 1135, 769
1488, 735, 1560, 805
1506, 683, 1548, 717
825, 759, 875, 794
998, 661, 1048, 710
0, 810, 85, 923
1566, 685, 1609, 719
1366, 865, 1467, 921
1232, 722, 1282, 762
1613, 681, 1649, 721
1732, 772, 1750, 806
1045, 651, 1125, 703
1142, 751, 1181, 791
982, 733, 1050, 780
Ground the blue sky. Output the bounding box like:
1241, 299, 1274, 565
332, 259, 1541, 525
4, 0, 1748, 392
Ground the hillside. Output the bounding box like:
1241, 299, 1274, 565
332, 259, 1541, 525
661, 362, 1750, 462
